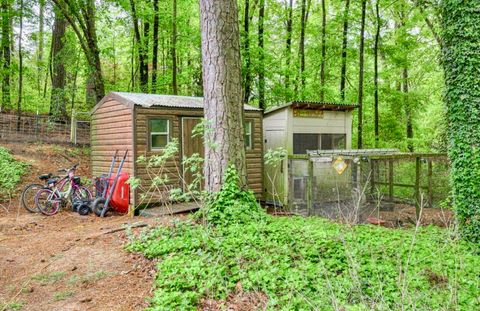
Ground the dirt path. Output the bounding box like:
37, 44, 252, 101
0, 209, 172, 310
0, 141, 173, 310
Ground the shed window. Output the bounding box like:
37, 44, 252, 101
244, 121, 253, 149
149, 119, 169, 150
293, 133, 346, 154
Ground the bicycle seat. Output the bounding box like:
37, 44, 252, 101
39, 173, 53, 180
47, 178, 59, 185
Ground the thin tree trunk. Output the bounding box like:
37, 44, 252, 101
242, 0, 251, 103
37, 0, 45, 97
404, 68, 413, 151
129, 0, 148, 92
357, 0, 366, 149
1, 0, 11, 111
50, 12, 67, 120
374, 0, 380, 147
143, 19, 150, 91
152, 0, 159, 93
17, 0, 23, 130
171, 0, 178, 95
200, 0, 247, 191
298, 0, 307, 97
285, 0, 293, 92
258, 0, 265, 109
319, 0, 326, 101
339, 0, 350, 102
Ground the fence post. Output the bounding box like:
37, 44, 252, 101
370, 159, 376, 197
306, 159, 313, 216
388, 159, 394, 202
70, 109, 76, 144
287, 158, 293, 211
415, 156, 421, 220
428, 159, 433, 208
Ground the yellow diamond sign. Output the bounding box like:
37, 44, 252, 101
333, 156, 348, 175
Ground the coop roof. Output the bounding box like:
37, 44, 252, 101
264, 101, 359, 115
93, 92, 262, 114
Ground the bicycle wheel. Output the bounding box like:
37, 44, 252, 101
36, 189, 60, 216
71, 186, 93, 202
20, 183, 43, 213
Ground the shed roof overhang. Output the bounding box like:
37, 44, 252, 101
264, 101, 359, 116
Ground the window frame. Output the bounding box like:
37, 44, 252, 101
148, 117, 171, 151
293, 133, 347, 154
244, 120, 253, 150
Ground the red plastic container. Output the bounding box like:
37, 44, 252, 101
108, 173, 130, 213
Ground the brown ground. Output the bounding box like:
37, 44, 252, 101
0, 141, 174, 311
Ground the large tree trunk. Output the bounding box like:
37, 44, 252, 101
242, 0, 251, 103
1, 0, 11, 111
374, 0, 380, 147
171, 0, 178, 94
339, 0, 350, 102
298, 0, 309, 98
258, 0, 265, 109
319, 0, 326, 101
200, 0, 247, 191
285, 0, 293, 93
152, 0, 159, 93
50, 12, 67, 120
357, 0, 366, 149
442, 0, 480, 243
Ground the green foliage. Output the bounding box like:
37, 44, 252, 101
196, 165, 265, 226
128, 216, 480, 310
441, 0, 480, 243
0, 147, 28, 198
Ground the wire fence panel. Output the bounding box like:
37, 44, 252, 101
0, 112, 90, 145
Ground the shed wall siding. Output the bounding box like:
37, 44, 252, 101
134, 107, 263, 205
91, 98, 134, 203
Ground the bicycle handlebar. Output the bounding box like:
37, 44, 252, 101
57, 163, 79, 173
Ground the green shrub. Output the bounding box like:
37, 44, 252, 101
128, 216, 480, 310
196, 165, 266, 226
0, 147, 28, 198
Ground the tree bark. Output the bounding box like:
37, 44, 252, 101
403, 67, 413, 151
357, 0, 366, 149
258, 0, 265, 109
152, 0, 159, 93
200, 0, 247, 191
50, 12, 67, 120
1, 0, 11, 111
339, 0, 350, 102
298, 0, 309, 98
319, 0, 326, 102
374, 0, 380, 147
242, 0, 251, 104
171, 0, 178, 94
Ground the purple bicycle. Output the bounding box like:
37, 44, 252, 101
35, 164, 92, 216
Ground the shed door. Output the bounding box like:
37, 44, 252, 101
182, 118, 204, 191
264, 130, 285, 203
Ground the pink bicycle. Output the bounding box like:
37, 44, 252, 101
35, 164, 92, 216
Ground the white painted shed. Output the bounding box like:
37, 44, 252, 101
262, 101, 358, 205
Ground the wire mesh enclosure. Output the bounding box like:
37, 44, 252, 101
0, 112, 90, 145
287, 151, 450, 222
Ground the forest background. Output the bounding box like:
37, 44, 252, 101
0, 0, 443, 152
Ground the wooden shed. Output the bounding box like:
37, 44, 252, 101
91, 92, 264, 207
262, 101, 358, 206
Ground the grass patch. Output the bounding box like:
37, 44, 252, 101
67, 271, 109, 285
128, 216, 480, 310
52, 291, 74, 301
0, 147, 28, 199
31, 271, 66, 284
0, 301, 24, 310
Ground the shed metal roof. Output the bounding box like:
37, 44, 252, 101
264, 101, 359, 115
93, 92, 262, 113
